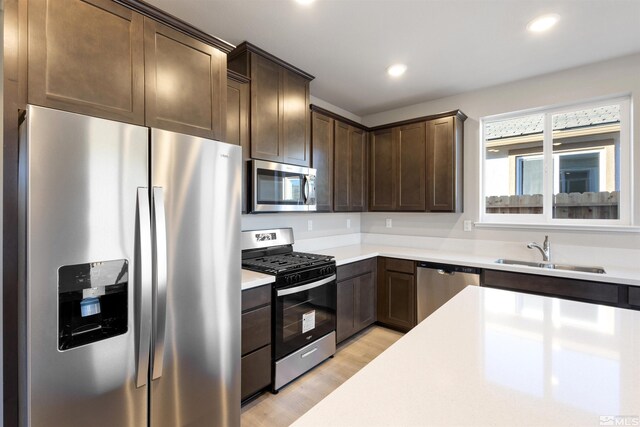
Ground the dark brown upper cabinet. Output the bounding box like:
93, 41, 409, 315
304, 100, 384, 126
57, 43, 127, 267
370, 128, 396, 211
397, 122, 426, 211
311, 111, 334, 212
427, 115, 464, 212
335, 124, 367, 212
311, 105, 368, 212
28, 0, 145, 124
369, 110, 466, 212
370, 122, 426, 212
228, 42, 314, 167
227, 70, 250, 213
144, 18, 226, 140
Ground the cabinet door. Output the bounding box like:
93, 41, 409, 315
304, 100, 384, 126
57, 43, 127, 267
144, 18, 226, 140
427, 116, 460, 212
227, 78, 250, 213
227, 79, 249, 147
370, 128, 396, 211
250, 54, 282, 162
349, 128, 367, 211
241, 345, 271, 401
28, 0, 144, 124
336, 277, 356, 343
354, 271, 376, 331
311, 112, 334, 211
482, 270, 619, 306
378, 258, 415, 332
397, 122, 426, 211
333, 121, 351, 212
283, 71, 311, 166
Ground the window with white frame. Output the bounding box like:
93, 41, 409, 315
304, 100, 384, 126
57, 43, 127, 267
480, 97, 631, 225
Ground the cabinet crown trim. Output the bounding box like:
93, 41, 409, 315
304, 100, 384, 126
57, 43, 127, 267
229, 42, 315, 81
368, 109, 468, 132
310, 104, 368, 131
114, 0, 234, 53
228, 69, 251, 84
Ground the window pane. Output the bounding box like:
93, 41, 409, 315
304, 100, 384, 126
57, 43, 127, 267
552, 105, 620, 219
484, 114, 544, 214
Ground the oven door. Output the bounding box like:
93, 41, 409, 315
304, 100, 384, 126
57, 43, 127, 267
251, 160, 317, 212
274, 274, 336, 360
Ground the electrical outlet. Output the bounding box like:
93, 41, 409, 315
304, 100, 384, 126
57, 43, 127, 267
463, 220, 472, 232
307, 219, 313, 231
385, 218, 392, 228
347, 219, 351, 229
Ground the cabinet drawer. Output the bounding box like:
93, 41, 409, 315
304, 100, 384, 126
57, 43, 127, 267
241, 345, 271, 401
385, 258, 414, 274
629, 287, 640, 308
241, 305, 271, 355
242, 285, 271, 312
482, 270, 619, 305
337, 258, 376, 281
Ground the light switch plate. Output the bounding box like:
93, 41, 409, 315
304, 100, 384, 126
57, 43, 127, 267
347, 219, 351, 229
307, 219, 313, 231
385, 218, 392, 228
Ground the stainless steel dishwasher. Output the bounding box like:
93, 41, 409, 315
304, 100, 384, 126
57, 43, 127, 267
416, 262, 481, 322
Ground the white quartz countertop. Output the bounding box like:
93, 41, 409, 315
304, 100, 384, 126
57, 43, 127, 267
312, 244, 640, 287
241, 243, 640, 289
241, 269, 275, 290
292, 286, 640, 427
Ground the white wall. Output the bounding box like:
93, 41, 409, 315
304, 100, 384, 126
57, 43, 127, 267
242, 212, 360, 240
358, 53, 640, 251
310, 95, 362, 124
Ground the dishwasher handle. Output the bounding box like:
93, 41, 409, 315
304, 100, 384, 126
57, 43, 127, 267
437, 269, 455, 276
417, 261, 481, 275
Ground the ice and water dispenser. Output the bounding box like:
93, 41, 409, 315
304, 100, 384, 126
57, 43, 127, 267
58, 259, 129, 351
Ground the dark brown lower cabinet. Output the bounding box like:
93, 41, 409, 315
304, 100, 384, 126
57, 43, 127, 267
481, 269, 621, 307
377, 257, 416, 332
241, 285, 272, 402
336, 259, 377, 343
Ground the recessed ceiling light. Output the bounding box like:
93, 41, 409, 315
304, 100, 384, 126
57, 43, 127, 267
295, 0, 315, 5
527, 14, 560, 33
387, 64, 407, 77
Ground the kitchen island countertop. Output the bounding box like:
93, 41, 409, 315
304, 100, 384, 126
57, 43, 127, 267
292, 286, 640, 427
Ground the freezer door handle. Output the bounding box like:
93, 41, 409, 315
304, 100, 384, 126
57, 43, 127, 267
135, 188, 153, 388
151, 187, 168, 380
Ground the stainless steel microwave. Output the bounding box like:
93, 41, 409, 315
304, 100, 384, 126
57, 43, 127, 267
250, 160, 317, 212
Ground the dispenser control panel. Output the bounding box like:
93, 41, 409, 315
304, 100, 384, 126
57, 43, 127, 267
58, 259, 129, 351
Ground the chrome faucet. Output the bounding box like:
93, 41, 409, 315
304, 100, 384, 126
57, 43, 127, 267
527, 235, 551, 262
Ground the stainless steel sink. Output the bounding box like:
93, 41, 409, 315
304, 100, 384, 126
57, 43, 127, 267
495, 259, 606, 274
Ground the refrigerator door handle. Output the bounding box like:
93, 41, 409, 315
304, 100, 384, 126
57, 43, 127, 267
151, 187, 168, 380
135, 188, 153, 388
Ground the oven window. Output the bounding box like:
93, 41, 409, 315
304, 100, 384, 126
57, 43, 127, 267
282, 287, 333, 342
257, 169, 304, 205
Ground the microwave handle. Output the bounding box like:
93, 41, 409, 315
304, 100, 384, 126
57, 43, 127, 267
303, 176, 309, 203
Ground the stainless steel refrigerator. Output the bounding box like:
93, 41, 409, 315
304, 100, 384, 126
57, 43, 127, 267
18, 105, 241, 427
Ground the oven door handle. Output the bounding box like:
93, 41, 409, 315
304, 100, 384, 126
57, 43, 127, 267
277, 274, 336, 297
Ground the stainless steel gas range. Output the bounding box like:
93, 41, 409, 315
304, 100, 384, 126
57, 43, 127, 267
241, 228, 336, 391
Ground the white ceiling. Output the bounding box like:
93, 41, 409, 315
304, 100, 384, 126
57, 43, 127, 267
145, 0, 640, 117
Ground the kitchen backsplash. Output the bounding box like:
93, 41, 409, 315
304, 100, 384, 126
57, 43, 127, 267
241, 212, 361, 241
